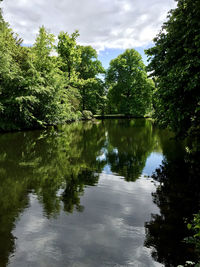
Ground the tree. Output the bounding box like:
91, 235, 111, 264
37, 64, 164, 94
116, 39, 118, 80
57, 39, 106, 114
31, 26, 81, 124
32, 26, 55, 73
0, 19, 34, 130
74, 45, 105, 114
146, 0, 200, 137
30, 26, 66, 125
106, 49, 154, 116
57, 30, 81, 81
0, 23, 81, 131
76, 45, 104, 80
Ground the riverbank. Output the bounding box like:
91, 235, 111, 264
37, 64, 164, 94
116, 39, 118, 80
0, 114, 152, 133
94, 114, 151, 119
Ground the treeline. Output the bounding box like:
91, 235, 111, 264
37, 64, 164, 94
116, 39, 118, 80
0, 0, 200, 138
0, 5, 154, 131
0, 18, 106, 130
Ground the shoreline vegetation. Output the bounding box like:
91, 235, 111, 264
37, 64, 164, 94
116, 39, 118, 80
0, 0, 199, 138
94, 114, 152, 119
0, 115, 153, 133
0, 2, 153, 133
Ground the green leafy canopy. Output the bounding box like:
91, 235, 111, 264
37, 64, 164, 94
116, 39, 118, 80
146, 0, 200, 137
106, 49, 154, 116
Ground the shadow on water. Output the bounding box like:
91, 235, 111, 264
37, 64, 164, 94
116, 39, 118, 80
0, 119, 199, 266
145, 134, 200, 266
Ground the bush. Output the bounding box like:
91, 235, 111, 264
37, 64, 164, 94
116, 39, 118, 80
82, 110, 93, 120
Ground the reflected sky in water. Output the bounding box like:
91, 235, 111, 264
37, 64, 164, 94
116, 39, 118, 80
1, 119, 194, 267
142, 152, 163, 176
10, 175, 161, 267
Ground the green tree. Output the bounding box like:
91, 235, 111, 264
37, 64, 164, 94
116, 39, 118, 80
57, 30, 81, 81
32, 26, 55, 72
106, 49, 154, 116
0, 23, 81, 131
74, 77, 106, 114
56, 30, 82, 117
30, 26, 81, 124
0, 20, 34, 130
30, 26, 66, 125
75, 45, 105, 113
76, 45, 104, 80
146, 0, 200, 137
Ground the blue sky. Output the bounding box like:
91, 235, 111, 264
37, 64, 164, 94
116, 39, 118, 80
98, 44, 153, 69
1, 0, 176, 69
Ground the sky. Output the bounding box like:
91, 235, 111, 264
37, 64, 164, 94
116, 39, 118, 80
1, 0, 176, 68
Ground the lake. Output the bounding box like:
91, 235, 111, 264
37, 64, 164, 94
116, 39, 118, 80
0, 119, 199, 267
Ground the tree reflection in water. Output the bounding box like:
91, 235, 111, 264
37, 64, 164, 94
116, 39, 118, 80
145, 136, 200, 267
105, 119, 161, 181
0, 121, 106, 266
1, 119, 196, 267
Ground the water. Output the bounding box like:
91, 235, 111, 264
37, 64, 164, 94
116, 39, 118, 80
0, 119, 199, 267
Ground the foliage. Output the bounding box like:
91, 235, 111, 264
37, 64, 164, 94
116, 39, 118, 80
75, 45, 106, 113
0, 21, 89, 131
75, 77, 106, 114
146, 0, 200, 137
57, 30, 81, 82
106, 49, 154, 116
57, 36, 106, 115
0, 7, 156, 131
186, 212, 200, 263
0, 21, 83, 131
76, 45, 105, 80
0, 21, 35, 130
0, 5, 108, 131
82, 110, 93, 120
30, 26, 75, 125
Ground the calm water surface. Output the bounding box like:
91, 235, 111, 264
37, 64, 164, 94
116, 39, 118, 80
0, 119, 199, 267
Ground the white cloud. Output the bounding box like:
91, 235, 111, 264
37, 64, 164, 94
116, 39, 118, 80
1, 0, 176, 50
